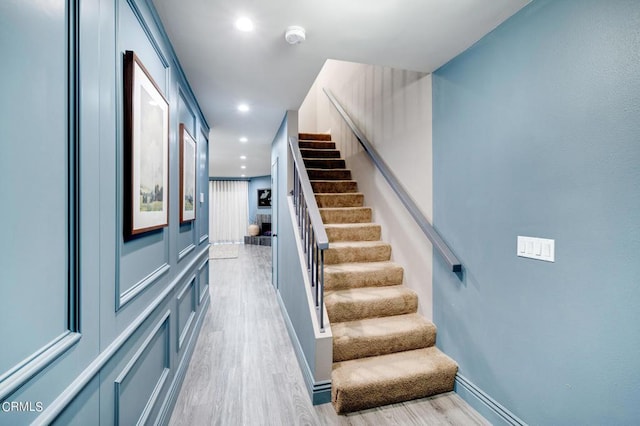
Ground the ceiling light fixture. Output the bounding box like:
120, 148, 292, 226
241, 174, 246, 177
285, 26, 306, 45
241, 165, 246, 169
240, 155, 247, 160
235, 17, 254, 32
239, 137, 248, 143
237, 103, 250, 112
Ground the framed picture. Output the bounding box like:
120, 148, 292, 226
123, 50, 170, 239
257, 188, 271, 208
180, 123, 197, 223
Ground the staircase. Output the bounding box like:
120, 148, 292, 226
298, 132, 459, 414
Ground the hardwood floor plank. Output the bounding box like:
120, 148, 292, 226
169, 244, 489, 425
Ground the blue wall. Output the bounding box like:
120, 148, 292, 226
432, 0, 640, 424
248, 175, 272, 224
0, 0, 210, 424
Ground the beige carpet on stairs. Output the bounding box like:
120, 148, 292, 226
299, 133, 458, 414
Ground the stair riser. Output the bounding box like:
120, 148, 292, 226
311, 181, 358, 193
316, 194, 364, 208
333, 325, 436, 362
300, 149, 341, 158
308, 169, 352, 180
332, 367, 456, 414
299, 141, 336, 149
304, 159, 346, 169
326, 226, 381, 242
324, 244, 391, 264
324, 267, 403, 291
326, 292, 417, 323
320, 208, 372, 224
299, 133, 331, 141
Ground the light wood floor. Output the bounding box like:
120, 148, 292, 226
169, 244, 489, 426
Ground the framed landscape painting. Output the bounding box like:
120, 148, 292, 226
123, 50, 169, 239
180, 123, 197, 223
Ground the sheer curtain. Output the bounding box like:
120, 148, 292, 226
209, 180, 248, 244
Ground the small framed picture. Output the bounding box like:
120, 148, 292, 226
257, 188, 271, 208
180, 123, 197, 223
123, 50, 169, 239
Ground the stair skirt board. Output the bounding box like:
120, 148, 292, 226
298, 133, 458, 414
276, 292, 332, 405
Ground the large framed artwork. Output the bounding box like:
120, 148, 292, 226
123, 50, 169, 239
257, 188, 271, 208
180, 123, 197, 223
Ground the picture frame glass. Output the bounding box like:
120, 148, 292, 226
180, 124, 197, 222
257, 188, 271, 207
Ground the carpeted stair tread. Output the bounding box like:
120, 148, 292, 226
331, 346, 458, 413
332, 313, 436, 362
299, 140, 336, 150
300, 148, 341, 158
298, 130, 459, 414
325, 241, 391, 264
325, 285, 417, 322
307, 168, 352, 180
325, 223, 382, 242
311, 180, 358, 194
299, 132, 331, 141
316, 193, 364, 208
304, 158, 346, 169
320, 207, 372, 224
324, 261, 404, 291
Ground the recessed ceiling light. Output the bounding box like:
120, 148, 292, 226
241, 174, 246, 177
237, 103, 250, 113
235, 17, 254, 32
240, 155, 247, 160
239, 136, 248, 143
241, 165, 246, 169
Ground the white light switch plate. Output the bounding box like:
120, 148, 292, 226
200, 192, 204, 203
517, 236, 555, 262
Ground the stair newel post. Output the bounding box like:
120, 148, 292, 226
319, 248, 325, 332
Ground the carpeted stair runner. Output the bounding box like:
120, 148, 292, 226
299, 133, 458, 414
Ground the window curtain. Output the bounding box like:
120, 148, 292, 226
209, 180, 248, 244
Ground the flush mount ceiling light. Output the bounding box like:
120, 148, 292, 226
241, 165, 246, 169
237, 103, 250, 112
285, 26, 306, 45
240, 155, 247, 160
239, 136, 248, 143
235, 17, 253, 32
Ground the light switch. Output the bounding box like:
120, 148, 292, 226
517, 236, 555, 262
200, 192, 205, 203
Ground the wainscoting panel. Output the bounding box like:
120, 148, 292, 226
176, 277, 197, 351
197, 259, 209, 305
114, 312, 170, 426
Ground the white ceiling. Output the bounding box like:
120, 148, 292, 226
152, 0, 530, 178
